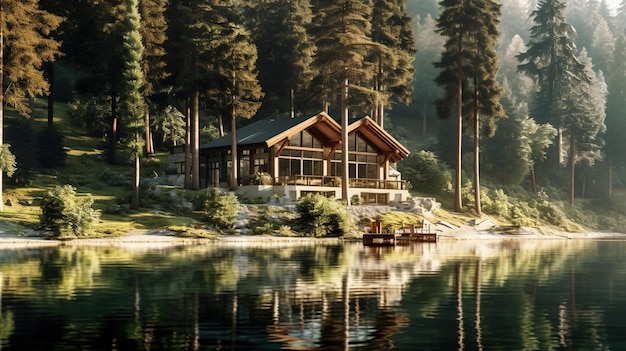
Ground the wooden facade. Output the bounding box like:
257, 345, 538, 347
184, 112, 411, 204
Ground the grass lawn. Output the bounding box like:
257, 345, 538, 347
1, 99, 198, 235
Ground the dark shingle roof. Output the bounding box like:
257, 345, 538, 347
199, 113, 320, 150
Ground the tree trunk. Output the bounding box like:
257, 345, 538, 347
144, 104, 154, 154
473, 111, 481, 215
377, 100, 384, 130
184, 97, 191, 189
290, 86, 295, 118
229, 97, 238, 190
131, 155, 140, 208
217, 113, 225, 137
454, 35, 463, 212
109, 84, 118, 164
341, 76, 349, 205
473, 76, 481, 215
569, 133, 575, 205
191, 87, 200, 190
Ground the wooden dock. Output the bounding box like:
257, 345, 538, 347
362, 220, 437, 246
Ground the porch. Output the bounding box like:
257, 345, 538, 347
273, 175, 409, 190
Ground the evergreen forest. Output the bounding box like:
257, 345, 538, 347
2, 0, 626, 234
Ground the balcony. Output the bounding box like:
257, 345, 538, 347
274, 175, 408, 190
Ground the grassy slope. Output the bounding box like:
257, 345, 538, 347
0, 100, 197, 235
4, 100, 618, 236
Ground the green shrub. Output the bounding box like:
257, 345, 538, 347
482, 189, 511, 217
350, 194, 361, 205
296, 194, 350, 237
100, 169, 132, 187
202, 188, 240, 230
241, 172, 273, 185
398, 151, 452, 194
39, 185, 101, 237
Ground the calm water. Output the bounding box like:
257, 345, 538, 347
0, 239, 625, 350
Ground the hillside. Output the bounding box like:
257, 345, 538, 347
3, 99, 626, 238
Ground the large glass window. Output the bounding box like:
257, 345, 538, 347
332, 135, 378, 179
289, 130, 321, 148
278, 131, 324, 178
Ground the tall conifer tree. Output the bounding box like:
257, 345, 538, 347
517, 0, 589, 185
370, 0, 416, 128
310, 0, 378, 202
139, 0, 168, 155
248, 0, 316, 118
433, 0, 469, 212
604, 33, 626, 197
466, 0, 504, 215
120, 0, 146, 208
0, 0, 62, 211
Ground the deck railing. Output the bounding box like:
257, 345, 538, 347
274, 175, 408, 190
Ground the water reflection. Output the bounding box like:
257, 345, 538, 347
0, 240, 624, 350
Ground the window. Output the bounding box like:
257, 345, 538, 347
254, 158, 267, 173
289, 130, 321, 148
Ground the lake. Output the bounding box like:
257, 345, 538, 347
0, 239, 625, 350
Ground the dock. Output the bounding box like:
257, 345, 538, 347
362, 220, 437, 246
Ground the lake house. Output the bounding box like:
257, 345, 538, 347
170, 111, 411, 204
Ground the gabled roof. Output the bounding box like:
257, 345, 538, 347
199, 112, 340, 150
200, 112, 410, 162
349, 117, 410, 163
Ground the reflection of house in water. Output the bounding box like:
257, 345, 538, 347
256, 244, 439, 349
169, 112, 411, 204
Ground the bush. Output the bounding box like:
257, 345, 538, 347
39, 185, 100, 237
100, 168, 132, 187
296, 194, 350, 237
68, 97, 111, 138
241, 172, 273, 185
398, 151, 452, 194
202, 188, 240, 230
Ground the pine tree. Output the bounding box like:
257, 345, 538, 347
434, 0, 467, 212
310, 0, 378, 202
589, 17, 615, 73
167, 0, 262, 190
120, 0, 146, 208
248, 0, 316, 118
139, 0, 168, 155
483, 80, 556, 189
204, 15, 263, 190
616, 0, 626, 34
370, 0, 416, 128
517, 0, 588, 173
310, 0, 378, 114
465, 0, 504, 215
561, 49, 606, 204
434, 0, 502, 213
0, 0, 62, 211
604, 33, 626, 197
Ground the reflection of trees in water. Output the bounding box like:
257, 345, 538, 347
264, 273, 409, 350
0, 241, 622, 349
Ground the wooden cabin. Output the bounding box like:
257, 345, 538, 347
171, 111, 411, 204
